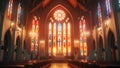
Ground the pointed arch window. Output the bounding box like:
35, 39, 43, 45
105, 0, 111, 18
7, 0, 13, 19
48, 9, 71, 56
17, 3, 21, 24
79, 16, 88, 56
97, 3, 102, 26
57, 23, 62, 54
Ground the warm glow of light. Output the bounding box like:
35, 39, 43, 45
53, 47, 56, 56
29, 31, 37, 38
67, 23, 70, 29
31, 43, 34, 51
54, 9, 66, 21
84, 52, 87, 56
80, 43, 84, 56
79, 16, 89, 57
17, 27, 22, 32
53, 23, 56, 35
49, 23, 52, 30
74, 40, 79, 47
30, 16, 39, 54
63, 23, 66, 34
81, 53, 83, 56
11, 22, 14, 27
48, 22, 52, 56
97, 26, 102, 31
49, 23, 52, 34
40, 40, 45, 43
105, 19, 110, 27
67, 23, 70, 35
68, 47, 71, 55
48, 11, 71, 56
49, 48, 51, 56
63, 47, 66, 56
74, 40, 79, 43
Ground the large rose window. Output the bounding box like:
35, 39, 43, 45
53, 9, 66, 21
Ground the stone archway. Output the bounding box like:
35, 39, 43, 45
98, 36, 104, 61
107, 30, 117, 61
15, 36, 21, 61
3, 29, 13, 61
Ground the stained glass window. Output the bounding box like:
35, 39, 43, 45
67, 23, 71, 56
63, 23, 66, 56
48, 22, 71, 56
97, 3, 102, 26
54, 10, 66, 21
53, 23, 56, 56
105, 0, 111, 18
79, 16, 87, 56
48, 9, 71, 56
31, 17, 39, 55
17, 3, 21, 24
48, 23, 52, 56
119, 0, 120, 7
58, 23, 62, 54
79, 20, 83, 56
7, 0, 13, 19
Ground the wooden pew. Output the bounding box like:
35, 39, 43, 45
0, 59, 52, 68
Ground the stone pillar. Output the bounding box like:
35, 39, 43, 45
112, 0, 120, 61
0, 0, 7, 61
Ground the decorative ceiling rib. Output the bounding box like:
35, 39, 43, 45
27, 0, 97, 13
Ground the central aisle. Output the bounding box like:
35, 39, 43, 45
48, 63, 71, 68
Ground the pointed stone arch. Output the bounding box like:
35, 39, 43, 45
97, 35, 104, 61
98, 36, 103, 49
107, 30, 117, 61
3, 29, 13, 61
15, 36, 21, 61
45, 4, 74, 24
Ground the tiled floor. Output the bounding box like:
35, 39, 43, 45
48, 63, 71, 68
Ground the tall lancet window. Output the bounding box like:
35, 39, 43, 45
67, 23, 71, 56
63, 23, 66, 56
53, 23, 56, 56
48, 23, 52, 56
57, 23, 62, 54
7, 0, 13, 19
105, 0, 111, 18
97, 3, 102, 26
79, 16, 88, 56
17, 3, 21, 24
